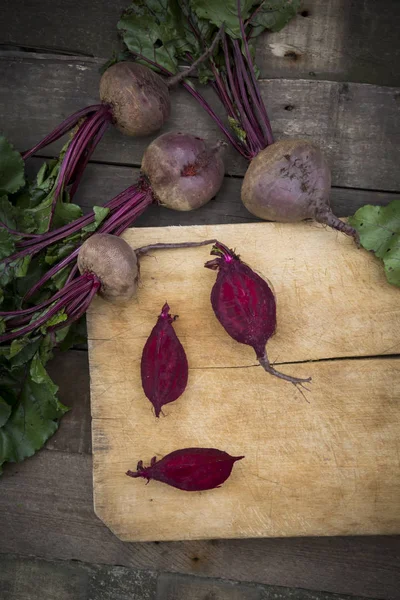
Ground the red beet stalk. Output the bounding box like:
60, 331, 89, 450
23, 104, 113, 229
141, 303, 188, 417
126, 448, 244, 491
205, 242, 311, 391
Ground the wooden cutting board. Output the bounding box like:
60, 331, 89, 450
87, 223, 400, 542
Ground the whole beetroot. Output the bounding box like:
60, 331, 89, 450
99, 62, 170, 137
241, 139, 358, 239
205, 242, 311, 390
141, 132, 226, 211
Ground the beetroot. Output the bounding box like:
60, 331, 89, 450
141, 132, 226, 211
141, 303, 188, 417
205, 242, 311, 390
126, 448, 244, 491
241, 139, 358, 239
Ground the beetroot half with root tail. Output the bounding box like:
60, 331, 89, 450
205, 242, 311, 391
141, 303, 188, 417
241, 139, 358, 240
126, 448, 244, 491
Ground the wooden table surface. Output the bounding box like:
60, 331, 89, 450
1, 1, 400, 599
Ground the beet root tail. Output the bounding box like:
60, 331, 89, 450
316, 209, 360, 244
126, 470, 141, 478
258, 353, 311, 391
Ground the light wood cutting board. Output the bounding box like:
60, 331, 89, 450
87, 223, 400, 542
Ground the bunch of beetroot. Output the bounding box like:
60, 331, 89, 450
118, 0, 358, 241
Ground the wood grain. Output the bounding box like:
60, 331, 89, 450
86, 223, 400, 542
256, 0, 400, 86
1, 54, 399, 190
1, 1, 399, 86
1, 444, 400, 599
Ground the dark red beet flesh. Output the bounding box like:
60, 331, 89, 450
126, 448, 244, 491
205, 242, 311, 390
141, 303, 188, 417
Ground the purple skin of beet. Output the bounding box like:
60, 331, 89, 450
141, 303, 188, 417
126, 448, 244, 491
205, 242, 311, 391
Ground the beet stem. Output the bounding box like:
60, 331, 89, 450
181, 81, 248, 157
69, 118, 111, 198
135, 239, 218, 258
258, 352, 312, 389
47, 106, 112, 229
222, 34, 258, 155
166, 25, 224, 88
231, 40, 265, 149
238, 0, 273, 142
232, 38, 272, 148
22, 104, 104, 159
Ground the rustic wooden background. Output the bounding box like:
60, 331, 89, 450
1, 1, 400, 599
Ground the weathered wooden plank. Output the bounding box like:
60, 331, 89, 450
0, 555, 379, 600
0, 0, 127, 58
1, 448, 400, 599
1, 1, 399, 86
1, 54, 399, 190
156, 573, 372, 600
156, 574, 262, 600
46, 350, 92, 455
257, 0, 400, 87
0, 555, 158, 600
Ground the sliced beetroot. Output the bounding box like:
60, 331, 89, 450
141, 303, 188, 417
126, 448, 244, 491
205, 242, 311, 391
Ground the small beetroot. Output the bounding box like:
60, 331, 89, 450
205, 242, 311, 391
126, 448, 244, 491
141, 303, 188, 417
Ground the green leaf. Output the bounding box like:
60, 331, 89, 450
51, 265, 72, 290
0, 195, 17, 230
0, 254, 31, 288
30, 353, 57, 393
52, 200, 82, 229
10, 337, 42, 368
250, 0, 301, 35
0, 397, 11, 428
0, 136, 25, 194
9, 339, 28, 359
40, 309, 67, 334
190, 0, 253, 38
82, 205, 110, 233
118, 13, 179, 72
349, 200, 400, 287
56, 316, 87, 351
0, 366, 68, 467
0, 228, 15, 259
45, 239, 77, 265
39, 334, 54, 366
